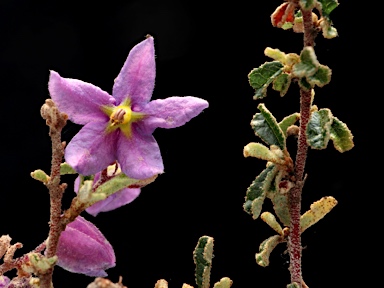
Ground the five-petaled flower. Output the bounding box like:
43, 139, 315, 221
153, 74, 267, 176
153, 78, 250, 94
48, 35, 208, 179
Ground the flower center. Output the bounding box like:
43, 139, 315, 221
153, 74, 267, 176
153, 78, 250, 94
101, 97, 145, 138
110, 106, 132, 126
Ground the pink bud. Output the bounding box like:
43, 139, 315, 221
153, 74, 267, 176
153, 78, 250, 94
56, 216, 115, 277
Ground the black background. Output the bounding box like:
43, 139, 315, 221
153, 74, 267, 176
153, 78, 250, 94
1, 1, 370, 288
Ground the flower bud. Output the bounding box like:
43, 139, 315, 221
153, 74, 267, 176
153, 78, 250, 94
56, 216, 115, 277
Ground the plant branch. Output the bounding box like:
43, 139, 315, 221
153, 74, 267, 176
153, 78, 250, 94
39, 99, 68, 288
288, 6, 316, 287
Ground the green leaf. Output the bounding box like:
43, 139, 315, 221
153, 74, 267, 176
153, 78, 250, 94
248, 61, 283, 100
243, 143, 285, 165
251, 104, 286, 150
298, 77, 312, 91
273, 73, 291, 96
30, 169, 50, 183
320, 18, 338, 39
306, 108, 333, 149
60, 162, 77, 175
264, 48, 287, 63
244, 165, 278, 220
307, 64, 332, 87
292, 47, 319, 78
279, 113, 300, 137
329, 116, 354, 152
255, 235, 285, 267
301, 196, 337, 232
194, 236, 214, 288
93, 173, 157, 199
267, 173, 291, 227
213, 278, 232, 288
261, 212, 284, 235
299, 0, 316, 10
318, 0, 339, 18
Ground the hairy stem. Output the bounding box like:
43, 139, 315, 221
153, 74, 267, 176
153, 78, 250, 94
288, 7, 315, 287
39, 100, 68, 288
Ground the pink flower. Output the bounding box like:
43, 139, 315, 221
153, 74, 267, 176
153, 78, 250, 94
0, 276, 10, 288
56, 216, 115, 277
74, 163, 140, 217
48, 36, 208, 179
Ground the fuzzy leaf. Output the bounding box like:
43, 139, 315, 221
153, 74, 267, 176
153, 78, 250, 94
244, 143, 285, 165
273, 73, 291, 96
251, 104, 286, 150
320, 18, 338, 39
307, 65, 332, 87
213, 278, 233, 288
264, 48, 286, 63
267, 174, 291, 226
194, 236, 214, 288
244, 165, 278, 220
306, 108, 333, 149
292, 47, 319, 78
298, 77, 312, 91
93, 173, 157, 199
248, 61, 283, 99
301, 196, 338, 232
279, 113, 300, 137
31, 169, 50, 183
329, 116, 354, 152
255, 235, 285, 267
60, 162, 77, 175
261, 212, 284, 235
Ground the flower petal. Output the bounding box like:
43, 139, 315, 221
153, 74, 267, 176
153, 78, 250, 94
56, 216, 115, 277
112, 36, 155, 106
116, 128, 163, 179
142, 96, 209, 133
87, 188, 141, 216
65, 122, 117, 176
74, 176, 141, 217
49, 70, 115, 125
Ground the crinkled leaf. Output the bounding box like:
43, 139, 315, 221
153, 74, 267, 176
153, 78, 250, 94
267, 174, 291, 226
273, 73, 291, 96
194, 236, 214, 288
292, 47, 319, 78
307, 65, 332, 87
251, 104, 286, 150
301, 196, 337, 232
306, 108, 333, 150
261, 212, 284, 235
255, 235, 285, 267
244, 165, 278, 220
248, 61, 283, 99
298, 77, 312, 91
299, 0, 316, 10
279, 113, 300, 137
244, 143, 285, 165
320, 18, 338, 39
318, 0, 339, 18
213, 278, 233, 288
329, 116, 354, 152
